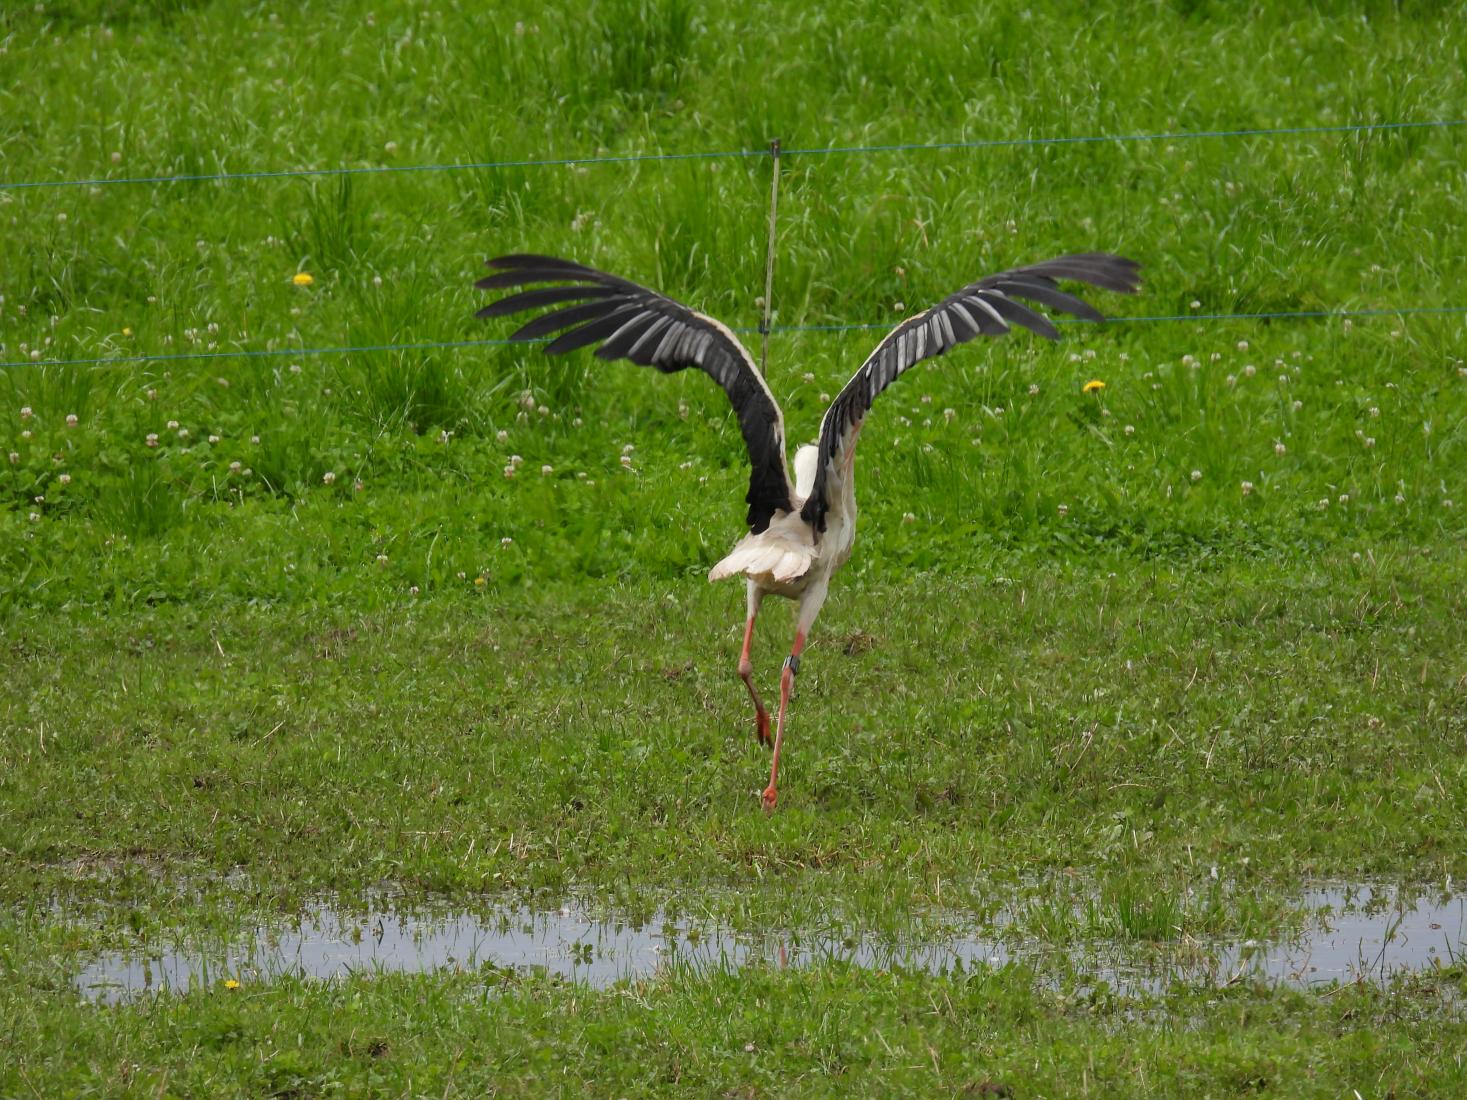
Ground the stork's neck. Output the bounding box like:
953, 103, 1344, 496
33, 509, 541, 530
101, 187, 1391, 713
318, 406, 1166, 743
793, 444, 819, 501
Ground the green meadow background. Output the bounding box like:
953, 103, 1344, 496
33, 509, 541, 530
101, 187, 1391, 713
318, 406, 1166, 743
2, 1, 1465, 1095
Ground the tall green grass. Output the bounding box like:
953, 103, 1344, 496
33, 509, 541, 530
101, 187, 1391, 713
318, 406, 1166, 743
0, 0, 1463, 615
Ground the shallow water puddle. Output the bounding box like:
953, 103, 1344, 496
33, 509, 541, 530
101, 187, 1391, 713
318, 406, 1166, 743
75, 882, 1463, 1004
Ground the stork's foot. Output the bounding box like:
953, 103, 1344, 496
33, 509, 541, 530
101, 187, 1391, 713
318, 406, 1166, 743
756, 711, 771, 748
761, 785, 778, 813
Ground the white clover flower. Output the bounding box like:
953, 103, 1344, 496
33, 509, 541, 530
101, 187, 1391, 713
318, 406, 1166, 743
540, 464, 553, 477
1292, 400, 1303, 412
65, 413, 77, 427
501, 536, 513, 547
1190, 469, 1202, 482
177, 428, 189, 439
1056, 504, 1068, 516
901, 512, 916, 524
1274, 442, 1286, 455
503, 465, 516, 479
322, 471, 336, 485
376, 554, 389, 565
145, 433, 159, 447
19, 407, 33, 419
1124, 424, 1135, 436
573, 417, 583, 427
802, 372, 815, 384
1241, 481, 1254, 495
819, 393, 830, 403
7, 453, 17, 465
20, 430, 31, 440
621, 443, 634, 454
1395, 493, 1406, 504
509, 454, 523, 467
289, 363, 302, 374
1368, 406, 1379, 418
28, 512, 39, 522
1226, 375, 1236, 386
1028, 383, 1040, 396
1243, 364, 1256, 378
619, 454, 633, 468
208, 434, 220, 444
1338, 493, 1349, 505
1318, 498, 1330, 509
1444, 499, 1454, 509
943, 408, 956, 423
1189, 300, 1201, 310
496, 429, 509, 443
57, 472, 71, 485
1364, 437, 1375, 448
229, 461, 242, 473
439, 429, 452, 444
409, 585, 419, 595
1236, 340, 1249, 351
538, 405, 550, 417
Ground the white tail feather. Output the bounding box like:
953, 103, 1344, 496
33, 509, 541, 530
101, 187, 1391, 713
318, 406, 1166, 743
708, 509, 818, 586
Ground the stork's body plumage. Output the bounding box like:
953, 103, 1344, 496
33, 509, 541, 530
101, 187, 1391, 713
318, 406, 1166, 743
477, 249, 1140, 810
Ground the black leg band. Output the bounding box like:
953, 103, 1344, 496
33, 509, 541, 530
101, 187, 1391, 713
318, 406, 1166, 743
783, 654, 801, 676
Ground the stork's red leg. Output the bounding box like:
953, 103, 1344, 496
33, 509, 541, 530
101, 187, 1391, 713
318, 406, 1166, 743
762, 630, 806, 812
738, 614, 771, 746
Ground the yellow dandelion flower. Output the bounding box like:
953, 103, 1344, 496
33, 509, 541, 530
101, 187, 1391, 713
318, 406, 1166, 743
1082, 379, 1106, 394
223, 979, 241, 990
121, 327, 133, 336
474, 575, 487, 587
292, 272, 315, 287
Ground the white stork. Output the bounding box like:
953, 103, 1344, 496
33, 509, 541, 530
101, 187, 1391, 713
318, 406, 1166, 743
476, 251, 1141, 810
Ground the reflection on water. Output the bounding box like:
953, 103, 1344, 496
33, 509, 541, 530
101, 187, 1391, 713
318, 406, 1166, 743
75, 882, 1463, 1004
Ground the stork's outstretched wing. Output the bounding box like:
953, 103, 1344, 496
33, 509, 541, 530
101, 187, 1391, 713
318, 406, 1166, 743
476, 255, 795, 533
800, 253, 1141, 531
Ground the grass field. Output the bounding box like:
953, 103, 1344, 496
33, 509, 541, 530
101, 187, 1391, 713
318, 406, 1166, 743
3, 0, 1467, 1095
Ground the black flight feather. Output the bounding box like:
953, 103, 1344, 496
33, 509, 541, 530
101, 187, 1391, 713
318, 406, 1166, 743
475, 255, 795, 534
800, 252, 1140, 532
